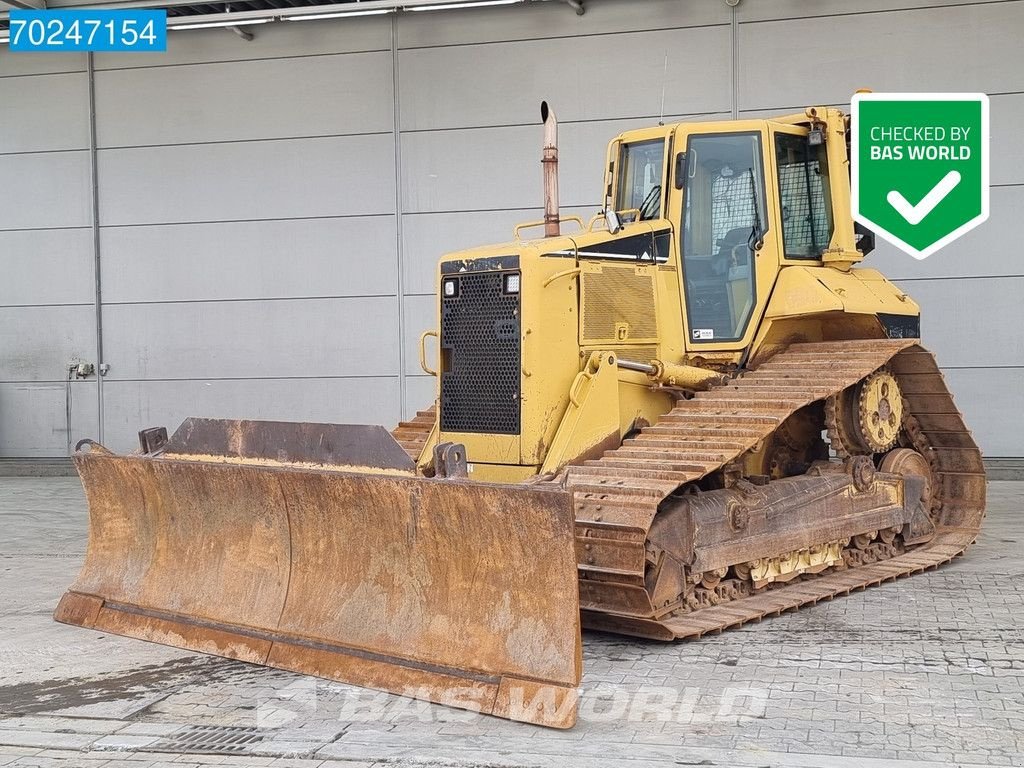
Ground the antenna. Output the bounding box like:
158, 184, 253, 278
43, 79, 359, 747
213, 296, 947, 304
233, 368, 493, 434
658, 52, 668, 126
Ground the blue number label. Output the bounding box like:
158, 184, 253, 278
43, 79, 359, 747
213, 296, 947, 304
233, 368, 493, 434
9, 9, 167, 52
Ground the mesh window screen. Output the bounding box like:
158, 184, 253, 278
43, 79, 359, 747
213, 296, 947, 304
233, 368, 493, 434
711, 170, 757, 246
776, 133, 833, 257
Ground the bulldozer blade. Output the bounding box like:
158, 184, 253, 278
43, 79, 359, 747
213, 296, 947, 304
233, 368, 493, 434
55, 440, 581, 728
152, 416, 420, 472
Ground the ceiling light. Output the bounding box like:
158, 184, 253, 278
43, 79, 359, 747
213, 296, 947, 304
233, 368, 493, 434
409, 0, 519, 10
168, 18, 272, 30
284, 8, 394, 21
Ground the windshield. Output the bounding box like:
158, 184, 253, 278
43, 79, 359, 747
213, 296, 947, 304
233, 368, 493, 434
616, 139, 665, 221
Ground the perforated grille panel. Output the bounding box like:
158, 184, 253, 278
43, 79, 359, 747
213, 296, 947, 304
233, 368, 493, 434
581, 265, 658, 344
440, 271, 521, 434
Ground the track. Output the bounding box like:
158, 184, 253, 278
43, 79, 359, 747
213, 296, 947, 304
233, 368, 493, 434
392, 407, 436, 460
564, 339, 986, 640
396, 340, 986, 642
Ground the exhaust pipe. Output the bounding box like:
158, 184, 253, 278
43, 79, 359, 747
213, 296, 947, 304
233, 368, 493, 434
541, 101, 560, 238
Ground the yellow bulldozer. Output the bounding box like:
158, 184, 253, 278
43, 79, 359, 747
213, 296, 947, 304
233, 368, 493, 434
56, 102, 985, 729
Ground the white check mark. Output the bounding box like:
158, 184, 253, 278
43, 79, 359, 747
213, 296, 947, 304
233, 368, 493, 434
886, 170, 962, 225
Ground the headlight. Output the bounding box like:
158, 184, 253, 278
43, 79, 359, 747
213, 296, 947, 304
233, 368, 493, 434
504, 273, 520, 294
443, 278, 458, 297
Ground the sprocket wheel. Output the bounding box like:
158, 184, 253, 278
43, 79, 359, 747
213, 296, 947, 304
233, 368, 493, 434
826, 368, 904, 456
858, 369, 904, 452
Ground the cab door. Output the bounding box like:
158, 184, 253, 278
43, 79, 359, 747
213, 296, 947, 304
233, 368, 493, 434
669, 124, 781, 355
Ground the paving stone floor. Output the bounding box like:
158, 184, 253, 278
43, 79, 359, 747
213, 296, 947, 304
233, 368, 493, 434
0, 477, 1021, 767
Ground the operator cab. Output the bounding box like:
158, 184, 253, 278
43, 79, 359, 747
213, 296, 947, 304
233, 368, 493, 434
608, 110, 858, 355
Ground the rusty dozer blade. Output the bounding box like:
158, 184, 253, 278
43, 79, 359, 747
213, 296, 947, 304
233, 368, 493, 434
55, 419, 582, 728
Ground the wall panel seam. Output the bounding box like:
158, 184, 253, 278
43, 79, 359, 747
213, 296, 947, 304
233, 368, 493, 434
730, 5, 738, 119
396, 111, 730, 134
396, 22, 731, 52
92, 47, 392, 74
400, 205, 599, 215
0, 303, 95, 309
392, 15, 409, 420
0, 147, 91, 157
895, 274, 1024, 282
95, 130, 394, 152
97, 213, 397, 228
101, 294, 400, 305
739, 90, 1024, 114
0, 380, 97, 385
940, 365, 1024, 370
101, 375, 403, 383
400, 206, 594, 216
88, 51, 105, 444
0, 69, 86, 79
737, 0, 1022, 25
0, 226, 93, 233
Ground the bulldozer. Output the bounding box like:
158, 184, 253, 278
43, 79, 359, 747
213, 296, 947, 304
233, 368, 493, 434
56, 102, 985, 729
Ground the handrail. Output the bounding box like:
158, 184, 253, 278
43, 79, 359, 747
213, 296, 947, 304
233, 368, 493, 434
513, 215, 584, 240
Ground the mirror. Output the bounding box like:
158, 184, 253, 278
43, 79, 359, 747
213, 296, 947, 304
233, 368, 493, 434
605, 210, 622, 234
673, 152, 688, 189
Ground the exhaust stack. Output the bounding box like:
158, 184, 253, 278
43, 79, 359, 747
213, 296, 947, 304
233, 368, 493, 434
541, 101, 560, 238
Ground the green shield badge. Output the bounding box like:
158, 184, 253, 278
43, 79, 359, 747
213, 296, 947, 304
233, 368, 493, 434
851, 93, 989, 259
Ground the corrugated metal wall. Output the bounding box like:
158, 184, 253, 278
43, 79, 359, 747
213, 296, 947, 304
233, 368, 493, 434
0, 0, 1021, 458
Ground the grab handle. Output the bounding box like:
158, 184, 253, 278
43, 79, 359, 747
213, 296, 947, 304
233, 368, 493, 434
419, 330, 439, 376
568, 371, 591, 408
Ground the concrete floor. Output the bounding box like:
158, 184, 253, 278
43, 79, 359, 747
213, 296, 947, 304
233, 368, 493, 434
0, 477, 1021, 768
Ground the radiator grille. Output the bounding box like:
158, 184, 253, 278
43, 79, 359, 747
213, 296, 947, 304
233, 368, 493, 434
440, 271, 521, 434
581, 264, 658, 344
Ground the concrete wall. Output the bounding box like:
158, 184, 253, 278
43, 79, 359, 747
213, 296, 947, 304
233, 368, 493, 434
0, 0, 1021, 458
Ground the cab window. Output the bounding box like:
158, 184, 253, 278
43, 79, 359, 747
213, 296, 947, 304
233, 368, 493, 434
775, 132, 833, 258
616, 139, 665, 221
681, 132, 766, 343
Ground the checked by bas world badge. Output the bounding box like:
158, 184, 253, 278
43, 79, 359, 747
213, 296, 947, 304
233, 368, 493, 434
851, 93, 989, 259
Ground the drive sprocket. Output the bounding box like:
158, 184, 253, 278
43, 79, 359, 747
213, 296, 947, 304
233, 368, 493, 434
826, 368, 904, 456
